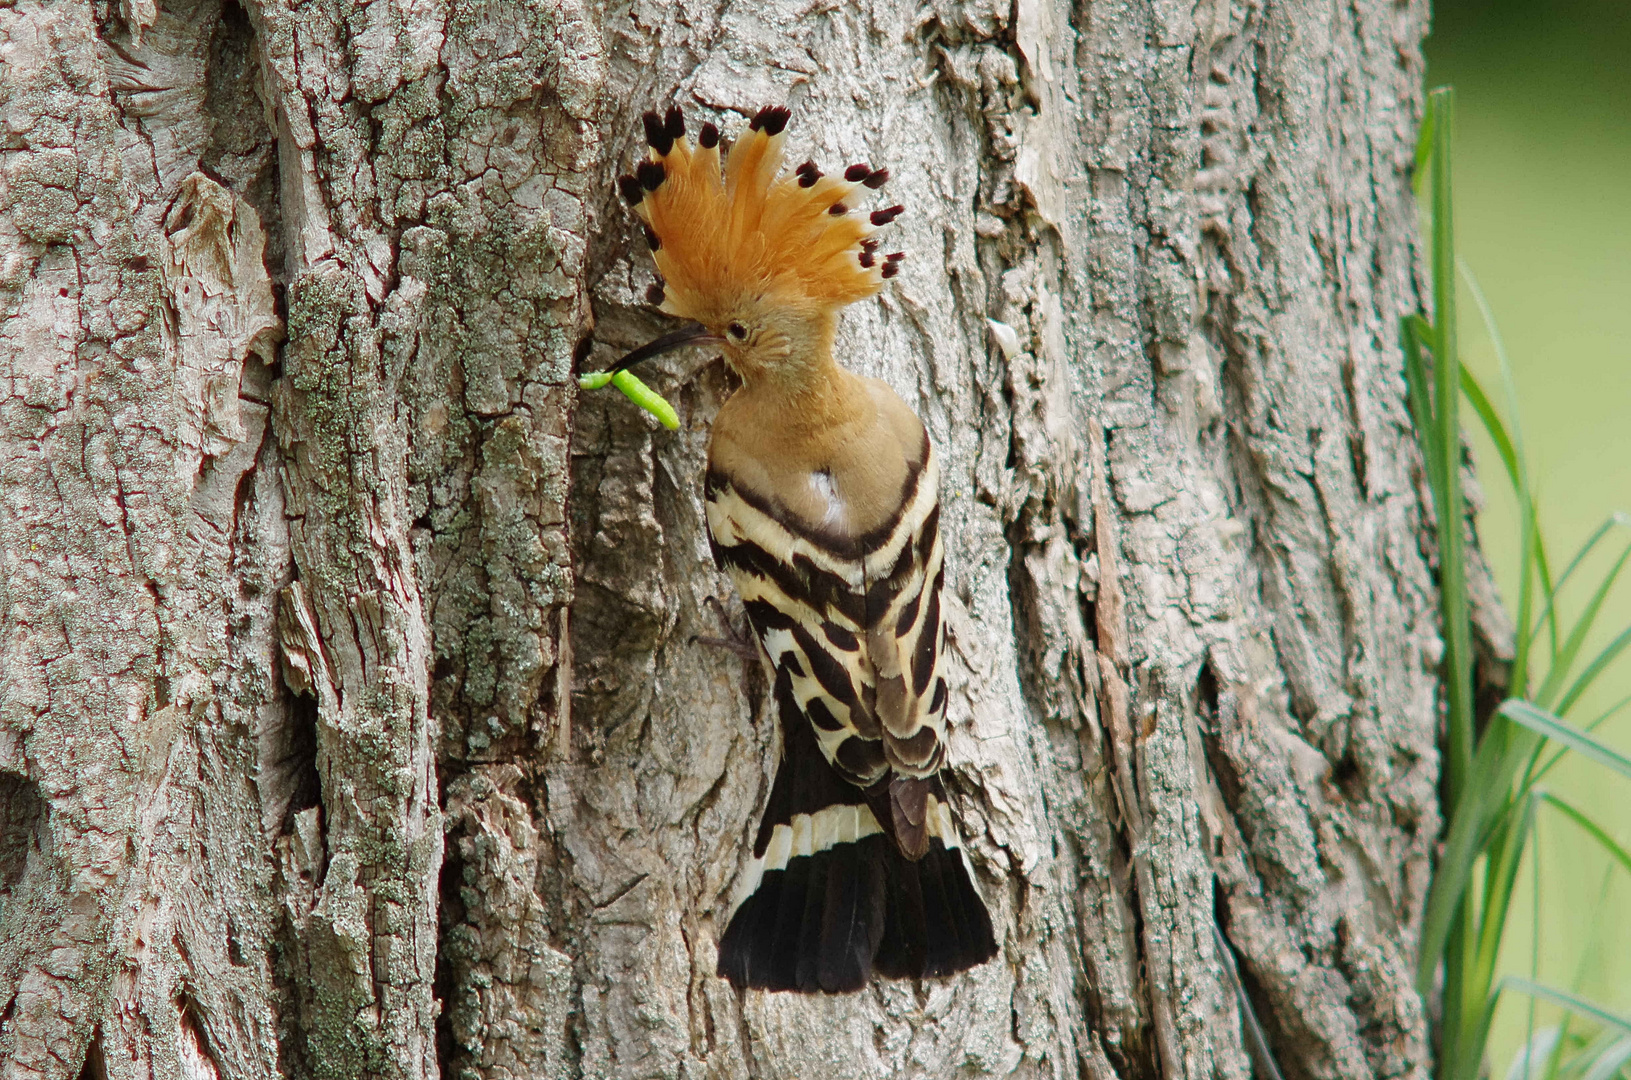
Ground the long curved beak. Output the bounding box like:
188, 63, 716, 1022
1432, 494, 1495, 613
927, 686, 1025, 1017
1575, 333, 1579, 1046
610, 323, 722, 374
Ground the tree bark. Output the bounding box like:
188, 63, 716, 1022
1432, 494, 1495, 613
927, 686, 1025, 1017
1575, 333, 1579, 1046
0, 0, 1477, 1077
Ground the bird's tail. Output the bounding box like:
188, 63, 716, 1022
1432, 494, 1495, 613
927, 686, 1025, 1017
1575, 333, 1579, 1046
716, 672, 997, 993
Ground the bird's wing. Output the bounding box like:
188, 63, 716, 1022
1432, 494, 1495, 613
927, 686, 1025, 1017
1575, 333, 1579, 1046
704, 444, 949, 857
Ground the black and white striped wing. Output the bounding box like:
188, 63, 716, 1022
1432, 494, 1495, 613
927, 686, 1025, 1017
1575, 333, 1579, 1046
703, 445, 949, 793
706, 442, 999, 990
705, 470, 888, 788
858, 451, 947, 780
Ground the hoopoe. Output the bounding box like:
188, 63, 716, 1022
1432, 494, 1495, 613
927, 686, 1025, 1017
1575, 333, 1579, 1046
606, 104, 998, 993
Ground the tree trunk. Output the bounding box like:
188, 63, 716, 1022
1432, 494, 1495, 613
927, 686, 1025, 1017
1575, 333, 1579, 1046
0, 0, 1479, 1076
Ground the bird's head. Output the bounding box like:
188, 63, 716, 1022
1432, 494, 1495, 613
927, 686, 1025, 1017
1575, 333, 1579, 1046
610, 105, 904, 387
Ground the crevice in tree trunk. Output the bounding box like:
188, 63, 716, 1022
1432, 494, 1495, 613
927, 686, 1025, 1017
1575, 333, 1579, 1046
74, 1033, 107, 1080
0, 771, 46, 901
433, 824, 467, 1077
203, 0, 285, 289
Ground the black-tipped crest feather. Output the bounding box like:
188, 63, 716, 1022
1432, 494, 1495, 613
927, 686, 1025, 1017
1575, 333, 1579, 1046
636, 160, 665, 190
622, 104, 900, 314
643, 110, 673, 155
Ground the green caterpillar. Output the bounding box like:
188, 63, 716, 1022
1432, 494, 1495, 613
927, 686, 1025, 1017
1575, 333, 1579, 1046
577, 369, 679, 430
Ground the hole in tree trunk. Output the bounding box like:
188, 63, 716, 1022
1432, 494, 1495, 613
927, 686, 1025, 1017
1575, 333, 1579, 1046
0, 771, 47, 901
203, 0, 286, 287
177, 993, 223, 1078
260, 685, 322, 840
75, 1032, 107, 1080
1195, 656, 1220, 720
433, 836, 468, 1075
281, 692, 322, 834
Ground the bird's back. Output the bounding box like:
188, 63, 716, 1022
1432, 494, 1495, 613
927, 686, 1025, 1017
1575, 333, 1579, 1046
705, 372, 997, 992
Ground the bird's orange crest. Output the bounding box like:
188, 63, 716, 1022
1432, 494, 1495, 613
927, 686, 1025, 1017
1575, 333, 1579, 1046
617, 106, 905, 322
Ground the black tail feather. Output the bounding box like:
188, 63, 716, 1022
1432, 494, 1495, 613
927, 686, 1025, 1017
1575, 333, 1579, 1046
923, 842, 980, 976
916, 841, 959, 976
715, 863, 768, 988
719, 834, 995, 992
872, 846, 927, 979
817, 838, 882, 992
765, 853, 811, 990
716, 661, 997, 993
794, 849, 829, 991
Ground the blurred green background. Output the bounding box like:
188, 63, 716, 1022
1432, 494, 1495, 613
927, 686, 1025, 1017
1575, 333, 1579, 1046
1426, 0, 1631, 1070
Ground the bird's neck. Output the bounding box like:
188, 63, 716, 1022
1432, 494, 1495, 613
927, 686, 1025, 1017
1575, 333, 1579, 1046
736, 322, 866, 434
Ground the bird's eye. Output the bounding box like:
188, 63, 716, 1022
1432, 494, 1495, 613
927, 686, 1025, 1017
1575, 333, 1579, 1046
727, 322, 748, 341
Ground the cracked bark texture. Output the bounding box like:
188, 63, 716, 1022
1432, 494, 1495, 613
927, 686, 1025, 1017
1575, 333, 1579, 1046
0, 0, 1486, 1077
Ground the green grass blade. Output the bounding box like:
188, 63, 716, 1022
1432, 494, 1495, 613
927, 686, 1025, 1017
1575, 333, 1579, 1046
1557, 623, 1631, 718
1551, 875, 1626, 1078
1538, 526, 1563, 663
1535, 516, 1631, 626
1526, 515, 1631, 685
1534, 691, 1631, 783
1417, 711, 1540, 991
1457, 358, 1545, 693
1506, 1027, 1563, 1080
1412, 82, 1631, 1080
1458, 259, 1527, 475
1539, 793, 1631, 880
1403, 315, 1444, 495
1414, 101, 1437, 197
1452, 275, 1547, 694
1446, 906, 1480, 1080
1545, 514, 1619, 602
1501, 978, 1631, 1038
1525, 827, 1543, 1080
1538, 541, 1631, 707
1461, 364, 1521, 490
1500, 700, 1631, 780
1516, 504, 1548, 700
1464, 794, 1544, 1070
1425, 85, 1476, 819
1412, 80, 1631, 1080
1461, 251, 1560, 664
1580, 1035, 1631, 1080
1518, 525, 1631, 792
